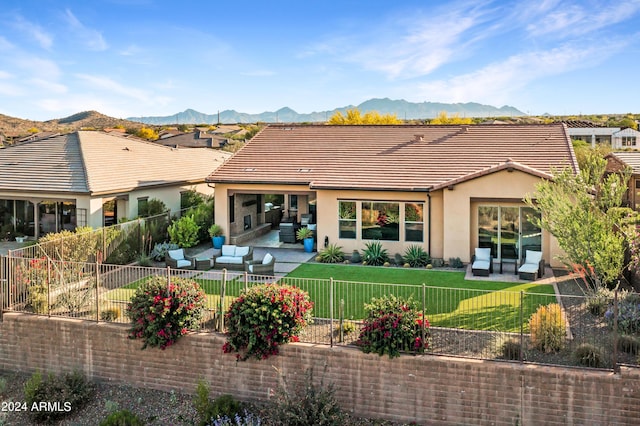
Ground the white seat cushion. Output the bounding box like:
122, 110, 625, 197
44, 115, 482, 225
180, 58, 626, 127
518, 263, 539, 274
167, 249, 185, 261
472, 260, 490, 271
248, 264, 254, 273
216, 256, 243, 264
176, 259, 191, 268
235, 246, 250, 257
262, 253, 273, 265
474, 248, 491, 262
221, 245, 236, 256
308, 224, 317, 230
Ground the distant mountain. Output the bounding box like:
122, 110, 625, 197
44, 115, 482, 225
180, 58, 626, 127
127, 98, 526, 125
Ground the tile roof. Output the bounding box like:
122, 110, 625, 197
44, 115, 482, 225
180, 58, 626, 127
607, 152, 640, 174
0, 131, 232, 195
206, 124, 577, 191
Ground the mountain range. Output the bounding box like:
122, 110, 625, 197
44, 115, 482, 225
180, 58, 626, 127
127, 98, 525, 125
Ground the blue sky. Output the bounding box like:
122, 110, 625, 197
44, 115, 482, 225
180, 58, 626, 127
1, 0, 639, 121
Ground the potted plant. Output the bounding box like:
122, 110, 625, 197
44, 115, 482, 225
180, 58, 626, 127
296, 226, 315, 253
14, 232, 26, 243
208, 224, 225, 249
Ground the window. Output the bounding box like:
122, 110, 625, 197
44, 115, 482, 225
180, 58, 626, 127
338, 201, 356, 239
137, 197, 149, 217
77, 208, 87, 227
622, 136, 637, 147
478, 205, 541, 261
362, 202, 399, 241
405, 203, 424, 242
229, 195, 235, 223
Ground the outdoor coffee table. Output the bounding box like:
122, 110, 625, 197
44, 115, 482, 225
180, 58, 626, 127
195, 257, 210, 270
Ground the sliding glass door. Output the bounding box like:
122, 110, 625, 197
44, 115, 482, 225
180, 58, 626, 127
478, 206, 541, 261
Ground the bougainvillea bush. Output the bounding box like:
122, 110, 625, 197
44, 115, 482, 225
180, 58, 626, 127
357, 294, 430, 358
223, 284, 313, 361
127, 276, 206, 349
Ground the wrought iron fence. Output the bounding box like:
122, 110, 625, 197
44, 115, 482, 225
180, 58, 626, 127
0, 257, 636, 371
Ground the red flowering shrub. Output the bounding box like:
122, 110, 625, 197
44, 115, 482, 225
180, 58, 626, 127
356, 294, 430, 358
126, 276, 206, 350
223, 284, 313, 361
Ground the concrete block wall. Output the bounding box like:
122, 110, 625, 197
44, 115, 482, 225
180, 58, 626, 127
1, 313, 639, 425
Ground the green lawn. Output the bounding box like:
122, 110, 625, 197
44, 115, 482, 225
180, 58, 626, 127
104, 263, 557, 332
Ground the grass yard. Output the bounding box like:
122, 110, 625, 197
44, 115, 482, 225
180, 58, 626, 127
284, 263, 557, 332
103, 263, 557, 332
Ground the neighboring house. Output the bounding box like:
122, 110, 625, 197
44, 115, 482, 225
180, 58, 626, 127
154, 131, 228, 149
605, 152, 640, 210
565, 121, 640, 149
206, 124, 578, 267
0, 131, 231, 238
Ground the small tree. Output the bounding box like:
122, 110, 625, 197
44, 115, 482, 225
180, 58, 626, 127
168, 215, 199, 248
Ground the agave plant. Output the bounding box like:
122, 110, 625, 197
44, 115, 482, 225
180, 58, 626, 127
362, 241, 388, 266
404, 245, 430, 268
317, 244, 345, 263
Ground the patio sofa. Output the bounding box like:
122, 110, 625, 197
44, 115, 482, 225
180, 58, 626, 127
212, 245, 253, 270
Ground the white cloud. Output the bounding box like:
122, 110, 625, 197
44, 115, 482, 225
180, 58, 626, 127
415, 41, 625, 105
63, 9, 108, 51
13, 15, 53, 49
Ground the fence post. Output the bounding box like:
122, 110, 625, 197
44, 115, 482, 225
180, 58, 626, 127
243, 271, 248, 292
339, 299, 344, 343
613, 288, 619, 373
422, 283, 426, 352
329, 277, 334, 347
219, 269, 227, 332
47, 258, 51, 317
519, 291, 524, 363
95, 261, 100, 322
7, 251, 12, 311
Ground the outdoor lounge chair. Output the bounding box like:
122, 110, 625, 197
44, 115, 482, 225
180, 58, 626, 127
518, 250, 545, 280
165, 248, 193, 269
471, 247, 493, 276
245, 253, 276, 276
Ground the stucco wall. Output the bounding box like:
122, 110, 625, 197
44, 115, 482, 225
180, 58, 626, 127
0, 313, 638, 426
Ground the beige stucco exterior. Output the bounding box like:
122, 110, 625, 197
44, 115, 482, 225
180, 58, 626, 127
215, 168, 563, 268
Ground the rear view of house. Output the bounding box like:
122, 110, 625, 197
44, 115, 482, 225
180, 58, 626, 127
206, 124, 578, 267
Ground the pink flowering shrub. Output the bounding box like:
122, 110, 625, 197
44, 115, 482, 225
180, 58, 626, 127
223, 284, 313, 361
126, 276, 206, 350
356, 294, 430, 358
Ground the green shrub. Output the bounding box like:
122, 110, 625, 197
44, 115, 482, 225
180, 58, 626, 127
317, 244, 345, 263
339, 320, 356, 335
404, 245, 430, 267
223, 284, 313, 361
266, 369, 345, 426
126, 276, 206, 350
585, 287, 614, 316
99, 409, 144, 426
448, 257, 464, 268
432, 258, 445, 268
100, 307, 121, 322
150, 242, 179, 261
194, 380, 243, 426
24, 370, 93, 423
139, 198, 167, 217
605, 292, 640, 334
393, 253, 404, 266
168, 215, 200, 248
350, 250, 361, 263
529, 303, 566, 353
617, 335, 640, 355
210, 410, 262, 426
357, 294, 430, 358
500, 338, 522, 360
188, 197, 214, 242
362, 241, 388, 266
573, 343, 603, 368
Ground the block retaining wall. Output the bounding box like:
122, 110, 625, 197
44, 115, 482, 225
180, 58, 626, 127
1, 313, 639, 425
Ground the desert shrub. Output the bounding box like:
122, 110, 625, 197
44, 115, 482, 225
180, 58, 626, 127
99, 409, 144, 426
404, 245, 430, 267
136, 252, 153, 267
448, 257, 464, 268
150, 242, 180, 261
266, 369, 345, 426
168, 215, 200, 248
194, 380, 243, 426
55, 284, 95, 316
432, 258, 445, 267
209, 410, 262, 426
317, 244, 345, 263
605, 292, 640, 334
357, 294, 430, 358
573, 343, 604, 368
223, 284, 313, 361
27, 282, 48, 314
529, 303, 566, 353
24, 370, 93, 423
585, 287, 614, 316
362, 241, 388, 266
350, 250, 361, 263
340, 320, 356, 335
393, 253, 404, 266
617, 335, 640, 354
126, 276, 206, 349
100, 307, 121, 322
500, 338, 522, 361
